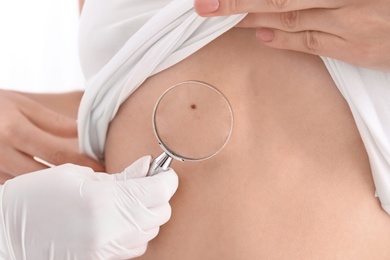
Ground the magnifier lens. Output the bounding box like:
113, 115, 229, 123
154, 81, 233, 161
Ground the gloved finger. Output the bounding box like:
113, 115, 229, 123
91, 156, 151, 181
131, 204, 172, 231
112, 156, 152, 180
11, 121, 104, 171
55, 163, 96, 176
119, 244, 148, 259
123, 169, 179, 208
123, 244, 148, 259
0, 147, 47, 176
116, 227, 159, 251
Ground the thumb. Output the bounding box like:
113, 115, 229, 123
113, 156, 152, 180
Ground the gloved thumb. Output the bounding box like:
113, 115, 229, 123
113, 155, 152, 180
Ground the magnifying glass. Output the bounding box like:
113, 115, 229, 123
147, 80, 233, 176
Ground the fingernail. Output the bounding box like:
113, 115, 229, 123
196, 0, 220, 14
257, 28, 275, 42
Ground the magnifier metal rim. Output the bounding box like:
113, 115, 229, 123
152, 80, 234, 162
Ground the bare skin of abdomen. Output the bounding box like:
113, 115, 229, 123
105, 28, 390, 259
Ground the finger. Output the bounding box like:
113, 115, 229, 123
119, 228, 159, 251
11, 121, 104, 171
237, 9, 336, 34
132, 204, 172, 231
256, 28, 346, 58
122, 169, 179, 208
112, 155, 152, 180
116, 244, 148, 259
17, 96, 78, 138
194, 0, 339, 16
0, 147, 47, 176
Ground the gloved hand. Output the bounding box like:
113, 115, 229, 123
0, 156, 178, 260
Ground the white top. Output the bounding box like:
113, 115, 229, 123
321, 58, 390, 214
77, 0, 390, 215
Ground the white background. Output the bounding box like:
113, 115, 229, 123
0, 0, 84, 93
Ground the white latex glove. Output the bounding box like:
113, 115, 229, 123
0, 156, 178, 260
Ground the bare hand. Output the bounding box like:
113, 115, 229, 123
0, 89, 104, 182
194, 0, 390, 71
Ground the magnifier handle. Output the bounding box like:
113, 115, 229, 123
147, 152, 173, 176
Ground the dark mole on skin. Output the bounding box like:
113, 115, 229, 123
191, 104, 197, 109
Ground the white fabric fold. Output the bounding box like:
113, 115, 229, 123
77, 0, 245, 161
322, 57, 390, 215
